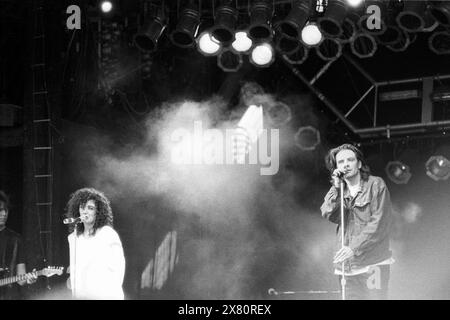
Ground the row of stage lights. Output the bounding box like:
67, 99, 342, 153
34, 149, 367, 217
117, 0, 450, 72
386, 155, 450, 184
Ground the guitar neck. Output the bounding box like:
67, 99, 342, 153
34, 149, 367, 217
0, 270, 43, 287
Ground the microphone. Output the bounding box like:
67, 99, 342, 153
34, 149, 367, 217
63, 216, 85, 225
333, 170, 347, 179
268, 288, 278, 296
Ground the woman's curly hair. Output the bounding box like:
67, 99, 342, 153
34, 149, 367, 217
325, 143, 371, 184
65, 188, 113, 236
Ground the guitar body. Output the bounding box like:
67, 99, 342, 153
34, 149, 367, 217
0, 269, 20, 300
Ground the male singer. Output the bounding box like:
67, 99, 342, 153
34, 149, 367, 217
320, 144, 394, 300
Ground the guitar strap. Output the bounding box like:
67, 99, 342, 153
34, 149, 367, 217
11, 238, 18, 277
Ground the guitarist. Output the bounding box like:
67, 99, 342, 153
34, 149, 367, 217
0, 191, 37, 299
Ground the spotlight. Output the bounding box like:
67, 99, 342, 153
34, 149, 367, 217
170, 2, 201, 48
316, 37, 342, 61
277, 0, 312, 39
294, 126, 321, 151
339, 14, 357, 43
197, 31, 222, 56
385, 161, 411, 184
100, 0, 113, 13
134, 8, 167, 51
275, 35, 300, 55
266, 102, 292, 127
210, 1, 238, 45
231, 31, 253, 53
350, 31, 377, 58
240, 82, 265, 106
422, 9, 439, 32
386, 29, 415, 52
425, 155, 450, 181
301, 22, 323, 47
373, 5, 401, 45
428, 31, 450, 55
376, 25, 402, 46
346, 0, 364, 7
250, 42, 275, 67
396, 0, 428, 32
283, 45, 309, 65
248, 0, 274, 42
429, 1, 450, 27
217, 48, 243, 72
318, 0, 348, 38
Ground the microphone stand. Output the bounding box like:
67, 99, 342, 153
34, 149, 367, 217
340, 178, 346, 301
72, 221, 80, 300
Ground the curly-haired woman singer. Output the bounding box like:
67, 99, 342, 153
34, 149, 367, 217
65, 188, 125, 299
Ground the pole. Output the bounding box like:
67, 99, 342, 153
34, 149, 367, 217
340, 179, 346, 300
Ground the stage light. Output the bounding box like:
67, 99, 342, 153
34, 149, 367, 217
300, 22, 323, 47
217, 48, 243, 72
248, 0, 274, 42
428, 31, 450, 55
346, 0, 363, 7
421, 9, 439, 32
425, 155, 450, 181
376, 25, 401, 46
318, 0, 348, 38
210, 1, 238, 45
133, 8, 167, 51
386, 29, 415, 52
231, 31, 253, 53
283, 45, 309, 65
350, 31, 377, 58
197, 31, 222, 56
250, 42, 274, 67
339, 15, 357, 43
266, 102, 292, 127
100, 1, 113, 13
294, 126, 321, 151
429, 1, 450, 27
385, 161, 411, 184
275, 35, 300, 55
316, 37, 342, 61
240, 82, 265, 106
396, 0, 428, 32
170, 2, 201, 48
277, 0, 312, 39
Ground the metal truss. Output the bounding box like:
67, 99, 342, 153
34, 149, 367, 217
282, 53, 450, 141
